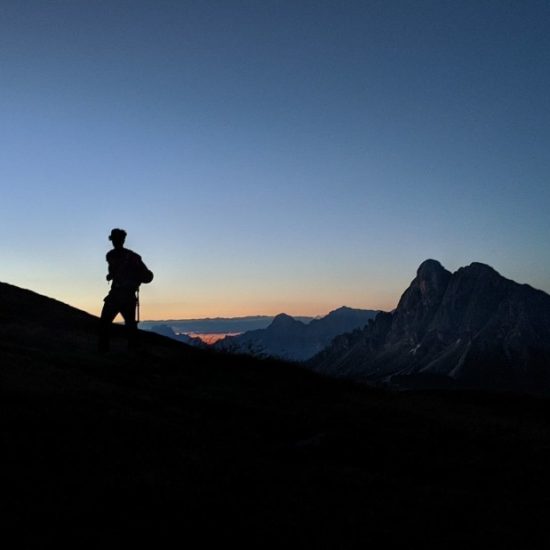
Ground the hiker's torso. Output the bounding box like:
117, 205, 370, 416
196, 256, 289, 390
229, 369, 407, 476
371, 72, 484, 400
107, 248, 143, 291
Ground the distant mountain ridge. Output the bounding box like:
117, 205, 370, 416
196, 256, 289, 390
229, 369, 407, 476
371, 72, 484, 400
140, 315, 314, 335
310, 260, 550, 393
215, 306, 378, 361
146, 324, 207, 347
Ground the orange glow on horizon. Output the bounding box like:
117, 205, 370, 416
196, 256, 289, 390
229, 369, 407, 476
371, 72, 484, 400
79, 297, 396, 321
133, 293, 397, 320
187, 332, 241, 344
31, 281, 401, 321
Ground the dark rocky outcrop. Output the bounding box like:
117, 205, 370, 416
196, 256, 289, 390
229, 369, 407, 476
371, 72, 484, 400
310, 260, 550, 393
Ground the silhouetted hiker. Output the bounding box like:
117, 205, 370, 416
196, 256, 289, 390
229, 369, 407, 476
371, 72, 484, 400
98, 228, 153, 352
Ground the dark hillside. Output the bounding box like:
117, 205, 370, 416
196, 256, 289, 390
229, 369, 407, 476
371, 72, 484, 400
2, 282, 550, 547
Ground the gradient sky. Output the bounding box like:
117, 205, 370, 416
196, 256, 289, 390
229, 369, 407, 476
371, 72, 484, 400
1, 0, 549, 319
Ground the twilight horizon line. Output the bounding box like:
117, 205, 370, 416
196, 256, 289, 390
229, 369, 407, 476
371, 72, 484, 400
4, 257, 549, 322
2, 2, 548, 323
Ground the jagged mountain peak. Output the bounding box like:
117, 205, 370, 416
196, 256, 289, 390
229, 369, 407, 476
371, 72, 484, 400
270, 313, 302, 327
414, 259, 452, 290
394, 259, 451, 318
458, 262, 502, 278
311, 260, 550, 393
466, 261, 497, 271
416, 259, 447, 276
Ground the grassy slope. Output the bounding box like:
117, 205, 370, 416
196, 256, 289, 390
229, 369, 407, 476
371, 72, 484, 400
2, 282, 550, 547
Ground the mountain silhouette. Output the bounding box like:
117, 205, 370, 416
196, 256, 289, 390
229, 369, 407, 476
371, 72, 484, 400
4, 279, 550, 546
147, 323, 206, 347
214, 307, 377, 360
140, 314, 315, 334
310, 260, 550, 393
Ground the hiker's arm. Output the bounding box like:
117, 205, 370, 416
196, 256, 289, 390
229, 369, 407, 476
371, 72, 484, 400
106, 253, 113, 281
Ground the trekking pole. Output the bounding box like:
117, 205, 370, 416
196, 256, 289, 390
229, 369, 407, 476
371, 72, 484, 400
136, 288, 140, 324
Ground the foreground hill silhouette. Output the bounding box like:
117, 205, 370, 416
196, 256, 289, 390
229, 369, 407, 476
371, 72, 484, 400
312, 260, 550, 393
2, 281, 550, 547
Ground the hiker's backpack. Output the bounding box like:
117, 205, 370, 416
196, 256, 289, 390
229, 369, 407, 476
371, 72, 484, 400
139, 260, 154, 284
110, 249, 154, 287
129, 252, 154, 284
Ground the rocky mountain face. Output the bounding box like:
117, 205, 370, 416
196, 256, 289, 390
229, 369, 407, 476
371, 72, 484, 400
310, 260, 550, 393
215, 307, 378, 361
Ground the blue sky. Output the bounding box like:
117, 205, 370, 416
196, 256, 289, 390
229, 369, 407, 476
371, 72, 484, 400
1, 0, 549, 318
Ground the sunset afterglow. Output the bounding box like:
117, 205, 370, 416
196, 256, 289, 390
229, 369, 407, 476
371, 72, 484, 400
1, 2, 549, 320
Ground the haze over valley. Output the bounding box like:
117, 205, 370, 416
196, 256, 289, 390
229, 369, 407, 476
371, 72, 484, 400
140, 314, 316, 343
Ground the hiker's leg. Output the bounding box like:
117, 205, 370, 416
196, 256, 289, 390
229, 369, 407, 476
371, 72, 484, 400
120, 294, 138, 350
99, 297, 119, 352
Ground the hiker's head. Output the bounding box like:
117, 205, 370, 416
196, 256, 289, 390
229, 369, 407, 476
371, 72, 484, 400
109, 228, 126, 249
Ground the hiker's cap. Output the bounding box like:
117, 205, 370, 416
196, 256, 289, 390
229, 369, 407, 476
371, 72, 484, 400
109, 228, 127, 241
